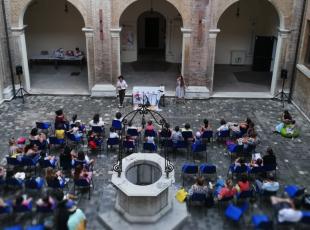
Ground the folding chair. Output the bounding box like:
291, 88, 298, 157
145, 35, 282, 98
4, 225, 23, 230
181, 163, 198, 186
6, 177, 24, 189
143, 143, 157, 153
252, 214, 273, 229
36, 122, 51, 134
201, 130, 213, 143
228, 164, 249, 178
123, 140, 136, 154
39, 158, 57, 169
48, 136, 65, 151
263, 164, 277, 178
67, 133, 83, 150
0, 200, 13, 215
174, 140, 190, 159
199, 164, 217, 181
225, 202, 248, 222
144, 130, 157, 137
74, 178, 93, 200
112, 120, 122, 131
6, 156, 22, 170
13, 201, 33, 213
20, 154, 40, 175
192, 143, 207, 161
46, 178, 67, 191
25, 224, 45, 230
25, 177, 44, 190
107, 137, 120, 151
217, 130, 230, 142
285, 185, 305, 198
237, 189, 254, 202
91, 126, 105, 137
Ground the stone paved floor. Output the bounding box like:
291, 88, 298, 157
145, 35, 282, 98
0, 96, 309, 229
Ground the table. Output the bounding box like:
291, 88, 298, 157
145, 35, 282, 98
132, 86, 165, 111
29, 54, 84, 70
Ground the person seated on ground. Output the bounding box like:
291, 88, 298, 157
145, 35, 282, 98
215, 179, 237, 200
158, 123, 172, 139
145, 120, 155, 131
68, 124, 83, 139
245, 121, 256, 137
200, 119, 212, 133
9, 138, 22, 157
275, 110, 293, 133
255, 175, 279, 193
188, 177, 209, 197
216, 119, 229, 134
55, 109, 68, 130
239, 117, 252, 133
73, 165, 92, 183
74, 151, 94, 167
89, 113, 105, 128
181, 123, 194, 141
235, 174, 250, 193
271, 196, 303, 223
263, 147, 277, 166
14, 194, 32, 209
36, 194, 56, 210
171, 126, 183, 144
66, 200, 87, 230
250, 157, 263, 168
45, 167, 68, 187
232, 157, 249, 172
23, 143, 39, 157
109, 127, 119, 139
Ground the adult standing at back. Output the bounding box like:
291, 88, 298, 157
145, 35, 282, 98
116, 75, 128, 108
175, 75, 185, 103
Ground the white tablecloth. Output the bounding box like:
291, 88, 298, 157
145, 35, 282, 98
132, 86, 165, 110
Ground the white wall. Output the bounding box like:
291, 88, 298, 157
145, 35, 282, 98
215, 0, 279, 65
120, 0, 183, 63
24, 0, 85, 58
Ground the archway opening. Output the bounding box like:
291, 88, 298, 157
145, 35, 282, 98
24, 0, 89, 94
214, 0, 279, 93
120, 0, 183, 93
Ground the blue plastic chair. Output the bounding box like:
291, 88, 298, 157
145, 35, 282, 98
4, 225, 23, 230
182, 131, 193, 141
74, 178, 93, 200
237, 189, 254, 200
107, 137, 119, 150
123, 140, 136, 153
25, 177, 44, 190
252, 214, 273, 229
6, 156, 22, 168
46, 178, 66, 190
144, 130, 157, 137
127, 128, 139, 138
228, 164, 249, 178
181, 163, 199, 186
217, 130, 230, 142
36, 121, 51, 130
192, 143, 207, 161
25, 224, 45, 230
187, 192, 208, 207
199, 164, 217, 180
201, 130, 213, 142
0, 200, 12, 214
112, 120, 122, 131
49, 136, 65, 147
39, 158, 57, 169
285, 185, 305, 198
225, 202, 248, 222
20, 154, 40, 174
68, 133, 83, 147
301, 211, 310, 224
143, 143, 157, 152
6, 177, 24, 189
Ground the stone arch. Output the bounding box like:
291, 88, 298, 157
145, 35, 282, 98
13, 0, 88, 27
214, 0, 285, 29
115, 0, 188, 28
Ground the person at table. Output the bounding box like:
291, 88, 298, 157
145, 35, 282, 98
175, 75, 185, 103
116, 75, 128, 108
275, 110, 293, 133
74, 47, 83, 57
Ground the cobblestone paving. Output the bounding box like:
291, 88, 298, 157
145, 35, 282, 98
0, 96, 309, 229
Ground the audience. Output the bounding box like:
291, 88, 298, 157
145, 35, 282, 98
171, 126, 183, 144
255, 175, 279, 193
200, 119, 212, 133
188, 177, 209, 196
271, 196, 302, 223
263, 147, 277, 166
89, 114, 105, 128
109, 127, 119, 138
236, 174, 250, 193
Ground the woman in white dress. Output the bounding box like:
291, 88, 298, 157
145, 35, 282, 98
175, 75, 185, 103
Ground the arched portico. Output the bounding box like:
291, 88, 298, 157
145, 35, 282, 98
10, 0, 95, 94
207, 0, 290, 97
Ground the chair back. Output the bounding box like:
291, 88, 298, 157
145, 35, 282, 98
249, 166, 264, 174
39, 159, 56, 168
107, 137, 119, 146
182, 164, 199, 174
6, 157, 21, 166
127, 128, 139, 137
200, 164, 216, 174
6, 178, 23, 188
231, 165, 249, 174
175, 140, 188, 149
21, 155, 40, 166
25, 177, 44, 190
49, 136, 64, 145
13, 202, 32, 213
237, 190, 254, 199
112, 120, 122, 130
201, 130, 213, 139
252, 214, 273, 229
72, 160, 87, 168
190, 193, 207, 203
192, 143, 206, 152
225, 204, 242, 221
92, 126, 104, 134
47, 178, 62, 189
219, 130, 230, 138
0, 201, 12, 214
36, 205, 55, 213
68, 133, 81, 142
144, 130, 157, 137
74, 178, 90, 187
143, 143, 157, 152
36, 122, 51, 130
182, 131, 193, 140
123, 140, 135, 149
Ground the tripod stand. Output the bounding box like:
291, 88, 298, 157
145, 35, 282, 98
273, 76, 289, 108
14, 74, 29, 103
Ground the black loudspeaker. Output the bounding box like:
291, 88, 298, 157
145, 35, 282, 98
16, 65, 23, 75
281, 69, 288, 79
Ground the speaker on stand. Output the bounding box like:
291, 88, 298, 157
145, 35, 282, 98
273, 69, 289, 108
14, 65, 29, 103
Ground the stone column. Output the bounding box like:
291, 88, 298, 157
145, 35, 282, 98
10, 26, 30, 93
82, 27, 95, 91
207, 28, 220, 94
270, 28, 290, 96
111, 28, 122, 82
180, 28, 192, 78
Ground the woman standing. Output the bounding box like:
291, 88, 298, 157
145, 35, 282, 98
116, 75, 128, 108
175, 75, 185, 103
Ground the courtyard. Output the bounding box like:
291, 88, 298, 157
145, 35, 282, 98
0, 95, 309, 229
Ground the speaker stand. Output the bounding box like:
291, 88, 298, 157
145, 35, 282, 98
14, 74, 29, 103
273, 77, 289, 108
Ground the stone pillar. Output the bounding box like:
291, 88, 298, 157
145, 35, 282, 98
82, 27, 95, 91
207, 28, 220, 94
10, 26, 30, 92
180, 28, 192, 78
270, 28, 290, 96
111, 28, 122, 82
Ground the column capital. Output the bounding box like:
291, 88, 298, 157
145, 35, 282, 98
11, 25, 27, 34
82, 27, 94, 38
278, 28, 290, 38
181, 28, 192, 33
208, 29, 221, 38
111, 27, 122, 38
